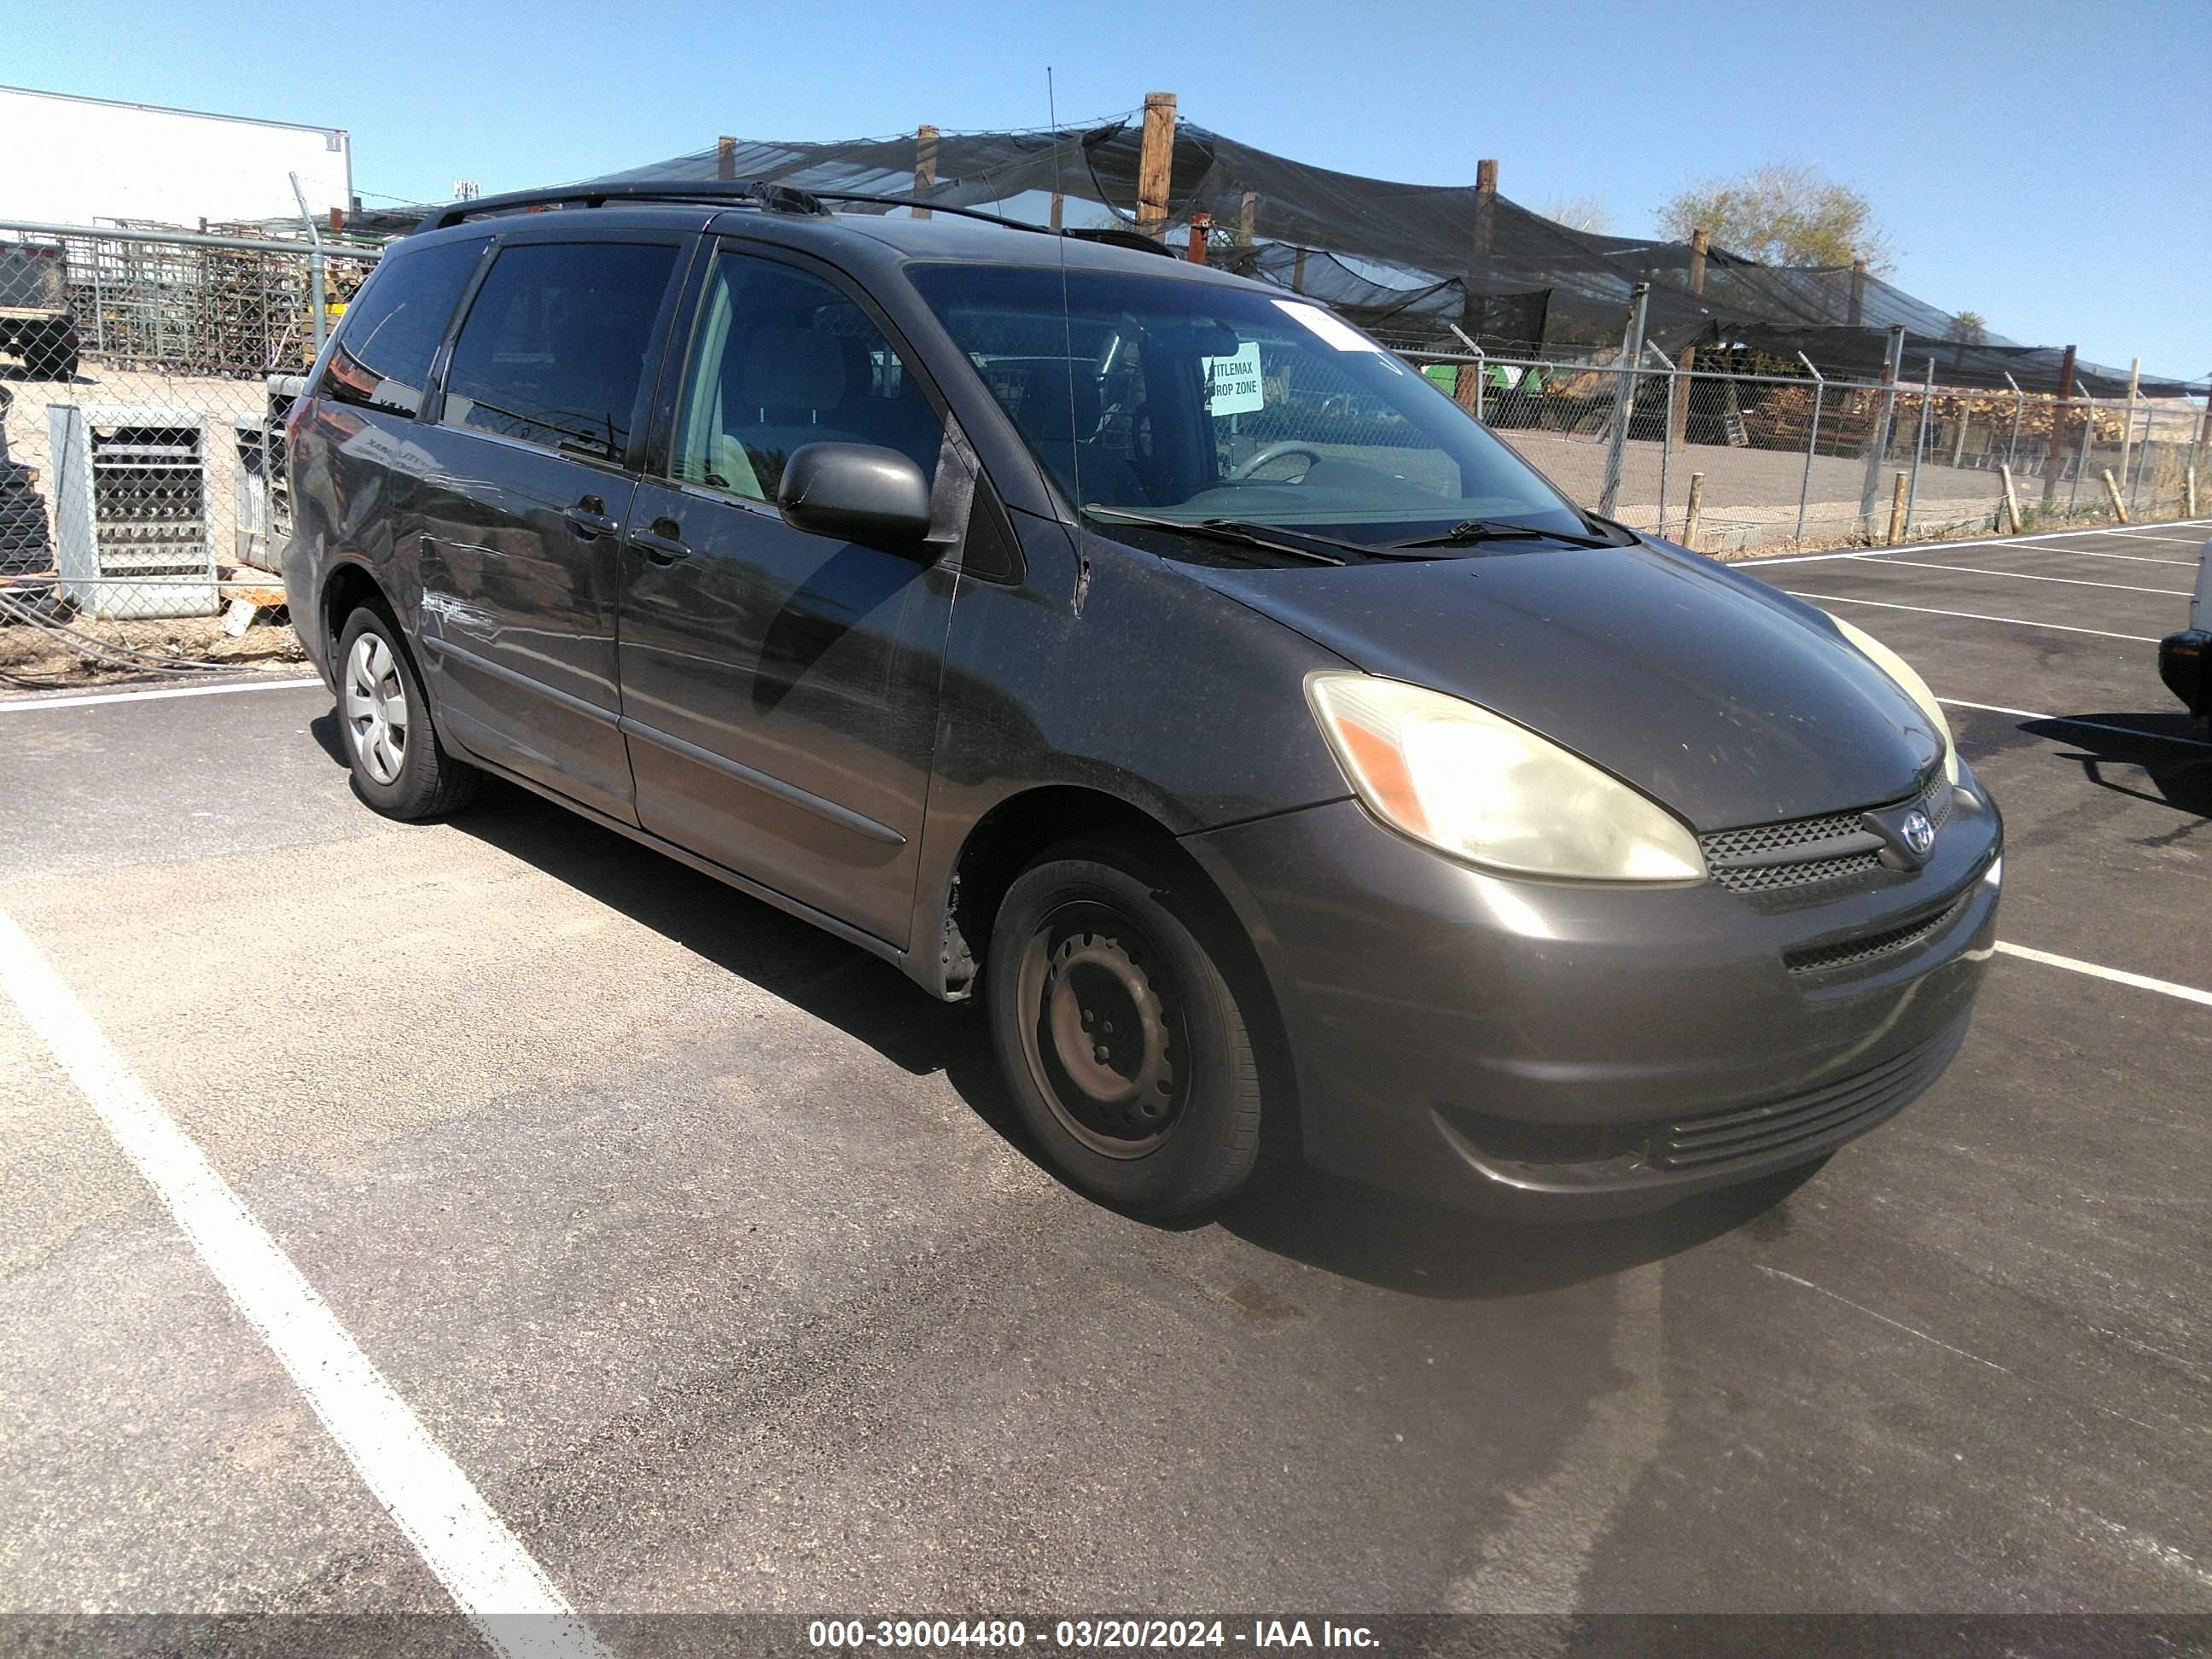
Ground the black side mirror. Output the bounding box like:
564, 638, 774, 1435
777, 443, 934, 550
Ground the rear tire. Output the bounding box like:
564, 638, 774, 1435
335, 602, 480, 821
986, 835, 1264, 1220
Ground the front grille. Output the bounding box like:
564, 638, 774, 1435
1656, 1020, 1967, 1169
1784, 888, 1974, 976
1700, 767, 1953, 895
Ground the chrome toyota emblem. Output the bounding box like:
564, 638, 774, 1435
1901, 809, 1936, 858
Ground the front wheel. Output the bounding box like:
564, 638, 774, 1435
335, 603, 480, 820
986, 839, 1265, 1220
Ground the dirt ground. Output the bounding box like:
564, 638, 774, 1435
0, 608, 303, 690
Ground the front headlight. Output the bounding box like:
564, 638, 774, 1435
1307, 673, 1706, 883
1831, 615, 1958, 784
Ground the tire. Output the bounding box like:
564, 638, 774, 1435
335, 602, 480, 820
986, 835, 1265, 1220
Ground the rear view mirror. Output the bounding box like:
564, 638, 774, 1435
777, 443, 934, 550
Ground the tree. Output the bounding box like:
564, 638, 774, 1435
1540, 193, 1613, 236
1656, 162, 1897, 272
1945, 311, 1988, 346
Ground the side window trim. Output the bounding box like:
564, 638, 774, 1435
320, 235, 487, 419
433, 230, 690, 476
418, 237, 498, 423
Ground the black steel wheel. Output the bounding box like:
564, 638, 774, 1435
987, 837, 1264, 1219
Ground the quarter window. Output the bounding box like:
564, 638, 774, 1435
442, 241, 678, 462
320, 238, 482, 416
670, 249, 942, 504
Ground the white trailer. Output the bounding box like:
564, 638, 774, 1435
0, 84, 352, 229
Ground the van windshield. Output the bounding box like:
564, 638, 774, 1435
906, 262, 1595, 547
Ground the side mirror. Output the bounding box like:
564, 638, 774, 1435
777, 442, 934, 550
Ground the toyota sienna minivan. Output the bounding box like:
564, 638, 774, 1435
284, 179, 2001, 1220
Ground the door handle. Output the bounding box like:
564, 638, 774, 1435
632, 520, 692, 564
564, 499, 619, 537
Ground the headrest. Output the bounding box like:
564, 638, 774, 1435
1011, 363, 1103, 445
734, 327, 846, 411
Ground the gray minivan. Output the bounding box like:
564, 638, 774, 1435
284, 181, 2001, 1220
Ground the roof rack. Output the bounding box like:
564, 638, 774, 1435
418, 178, 830, 231
417, 179, 1181, 259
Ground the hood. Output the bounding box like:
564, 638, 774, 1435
1183, 539, 1941, 830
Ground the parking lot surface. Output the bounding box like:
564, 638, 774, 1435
2, 521, 2208, 1639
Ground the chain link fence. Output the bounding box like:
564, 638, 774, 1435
1406, 333, 2207, 556
1, 220, 378, 687
3, 221, 2206, 684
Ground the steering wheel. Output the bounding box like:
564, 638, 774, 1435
1229, 443, 1326, 483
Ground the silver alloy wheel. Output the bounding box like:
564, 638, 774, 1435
342, 632, 409, 786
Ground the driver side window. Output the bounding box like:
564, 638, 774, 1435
670, 249, 942, 504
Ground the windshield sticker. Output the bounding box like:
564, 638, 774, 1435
1204, 341, 1265, 416
1272, 300, 1382, 353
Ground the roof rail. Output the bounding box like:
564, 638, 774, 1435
417, 178, 830, 232
416, 178, 1183, 259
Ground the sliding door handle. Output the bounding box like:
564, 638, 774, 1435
632, 521, 692, 564
563, 500, 619, 537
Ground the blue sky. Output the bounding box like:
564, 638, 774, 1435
16, 0, 2211, 381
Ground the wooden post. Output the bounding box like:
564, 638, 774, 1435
912, 125, 940, 219
1683, 472, 1706, 550
716, 136, 737, 181
1049, 192, 1064, 230
2042, 343, 2076, 505
2102, 469, 2131, 522
1888, 471, 1909, 544
1463, 158, 1498, 344
1290, 247, 1307, 293
1136, 92, 1177, 240
1848, 258, 1867, 327
1999, 463, 2023, 533
1666, 226, 1708, 453
1186, 212, 1211, 265
1238, 190, 1256, 244
2186, 463, 2198, 518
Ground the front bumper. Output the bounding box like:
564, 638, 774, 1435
1185, 772, 2002, 1218
2161, 630, 2209, 719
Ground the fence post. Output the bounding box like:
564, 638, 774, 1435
1447, 323, 1485, 424
1796, 351, 1825, 544
2001, 371, 2024, 473
2120, 355, 2140, 490
2127, 399, 2151, 518
1666, 227, 1708, 456
2187, 464, 2198, 518
1860, 323, 1906, 521
2043, 344, 2076, 505
1684, 472, 1705, 551
1645, 340, 1676, 533
288, 172, 326, 359
2069, 387, 2093, 517
1888, 472, 1908, 544
2000, 464, 2023, 533
1137, 92, 1177, 240
2102, 469, 2130, 523
1904, 358, 1935, 537
1599, 284, 1648, 517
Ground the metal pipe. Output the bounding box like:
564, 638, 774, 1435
2069, 389, 2093, 516
2001, 372, 2024, 473
1600, 283, 1649, 517
1796, 353, 1825, 543
1904, 358, 1935, 535
0, 216, 377, 259
1645, 342, 1676, 533
290, 172, 328, 358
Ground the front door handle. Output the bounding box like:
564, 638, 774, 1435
564, 498, 619, 537
632, 519, 692, 564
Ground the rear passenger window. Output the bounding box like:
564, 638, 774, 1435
321, 238, 481, 416
441, 241, 678, 462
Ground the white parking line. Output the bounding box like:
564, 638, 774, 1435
1997, 547, 2197, 568
1741, 521, 2212, 568
1936, 696, 2212, 750
1854, 556, 2190, 597
0, 678, 323, 713
2098, 531, 2211, 545
1780, 591, 2161, 642
1996, 941, 2212, 1010
0, 907, 605, 1659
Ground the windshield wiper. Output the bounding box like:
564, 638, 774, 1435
1083, 506, 1348, 567
1388, 517, 1615, 550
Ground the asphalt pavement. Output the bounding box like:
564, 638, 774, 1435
1, 521, 2207, 1646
